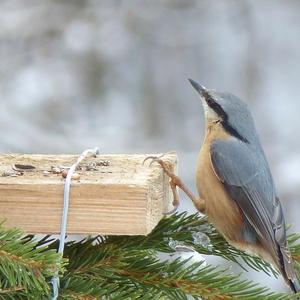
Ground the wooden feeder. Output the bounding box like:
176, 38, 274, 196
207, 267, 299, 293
0, 153, 177, 235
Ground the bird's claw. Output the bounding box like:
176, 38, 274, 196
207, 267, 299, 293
143, 155, 180, 214
143, 154, 165, 167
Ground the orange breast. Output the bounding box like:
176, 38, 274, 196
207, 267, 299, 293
196, 123, 244, 242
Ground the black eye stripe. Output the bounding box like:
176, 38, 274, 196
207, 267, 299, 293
221, 121, 249, 143
204, 94, 249, 143
204, 94, 227, 120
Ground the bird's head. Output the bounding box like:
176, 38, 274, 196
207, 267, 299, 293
188, 79, 257, 143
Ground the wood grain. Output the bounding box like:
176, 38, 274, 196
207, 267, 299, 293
0, 152, 177, 235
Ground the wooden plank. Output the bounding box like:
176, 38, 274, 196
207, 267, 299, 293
0, 153, 177, 235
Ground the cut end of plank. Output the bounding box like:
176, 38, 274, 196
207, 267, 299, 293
0, 152, 177, 235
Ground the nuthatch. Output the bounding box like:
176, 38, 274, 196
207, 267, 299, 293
150, 79, 300, 293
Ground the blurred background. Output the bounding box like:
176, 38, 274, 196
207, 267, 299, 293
1, 0, 300, 292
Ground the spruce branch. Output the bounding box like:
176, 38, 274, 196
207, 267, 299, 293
58, 243, 294, 300
0, 222, 64, 299
1, 213, 300, 299
55, 213, 299, 299
103, 213, 279, 277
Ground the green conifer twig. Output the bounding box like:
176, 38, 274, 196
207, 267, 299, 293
0, 213, 300, 299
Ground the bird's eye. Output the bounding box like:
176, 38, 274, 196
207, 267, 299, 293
205, 96, 214, 105
214, 119, 221, 124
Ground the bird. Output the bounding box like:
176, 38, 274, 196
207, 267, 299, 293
148, 79, 300, 293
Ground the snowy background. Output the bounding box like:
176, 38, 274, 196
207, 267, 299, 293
1, 0, 300, 292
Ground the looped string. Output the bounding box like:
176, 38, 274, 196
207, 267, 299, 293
51, 147, 100, 300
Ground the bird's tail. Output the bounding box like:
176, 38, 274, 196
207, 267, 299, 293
288, 278, 300, 294
279, 245, 300, 294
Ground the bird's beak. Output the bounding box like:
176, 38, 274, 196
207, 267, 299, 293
188, 79, 214, 118
188, 79, 207, 97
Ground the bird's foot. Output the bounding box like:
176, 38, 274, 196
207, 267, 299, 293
143, 155, 206, 215
143, 155, 180, 214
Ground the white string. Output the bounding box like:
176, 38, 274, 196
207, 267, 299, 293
51, 147, 100, 300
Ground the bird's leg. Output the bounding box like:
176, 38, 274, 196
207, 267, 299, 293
144, 156, 206, 214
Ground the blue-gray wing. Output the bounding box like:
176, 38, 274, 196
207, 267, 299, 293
210, 139, 288, 266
